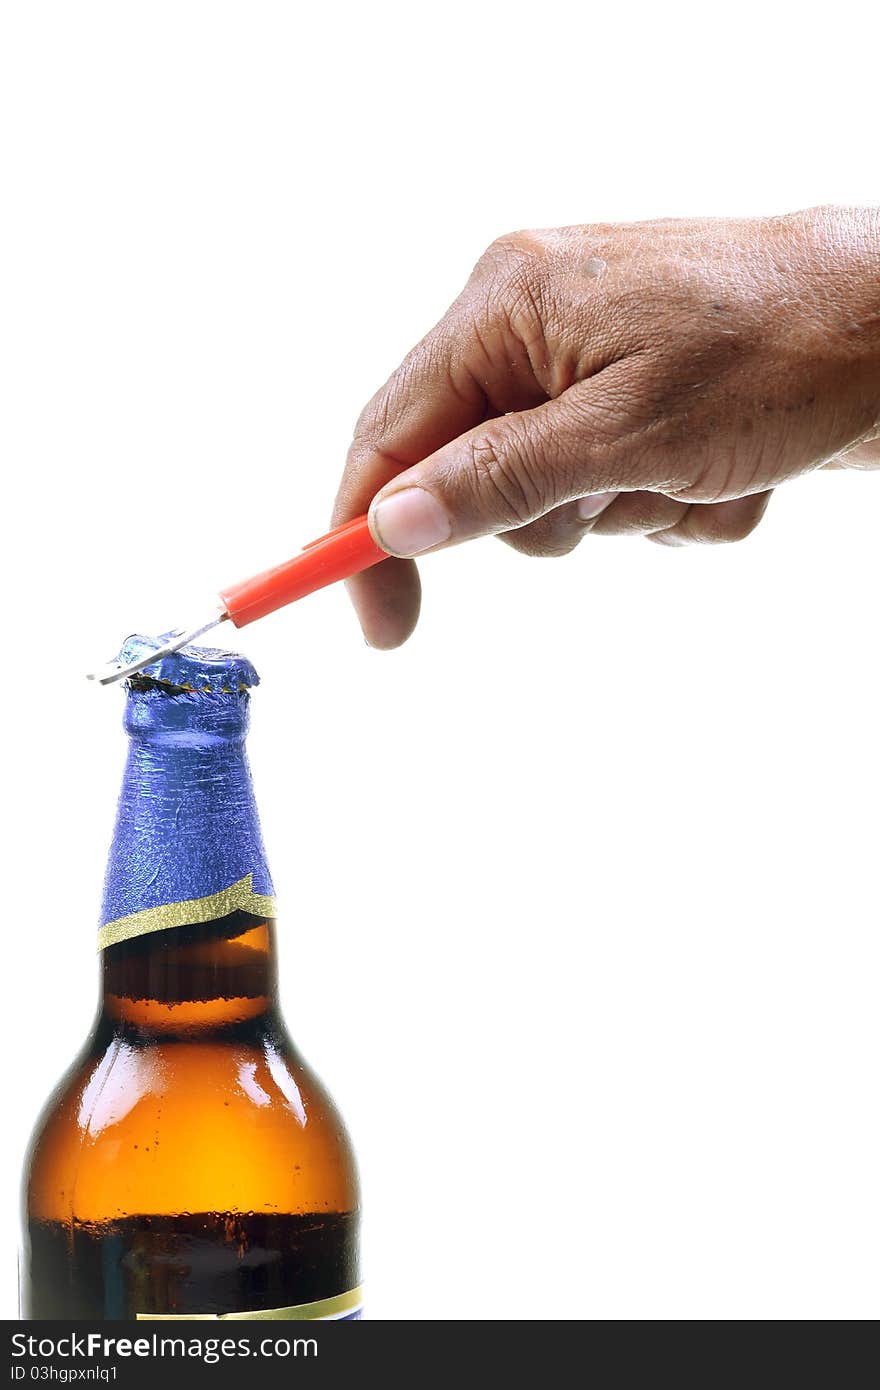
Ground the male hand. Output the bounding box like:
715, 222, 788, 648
333, 207, 880, 647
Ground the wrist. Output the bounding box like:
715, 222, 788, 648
782, 206, 880, 427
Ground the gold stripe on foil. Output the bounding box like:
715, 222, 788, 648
136, 1284, 364, 1320
97, 873, 276, 951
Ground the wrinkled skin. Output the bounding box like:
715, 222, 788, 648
333, 207, 880, 647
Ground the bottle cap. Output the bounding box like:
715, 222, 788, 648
114, 634, 260, 693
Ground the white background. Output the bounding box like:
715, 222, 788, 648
1, 1, 878, 1320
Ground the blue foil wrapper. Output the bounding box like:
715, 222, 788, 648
114, 632, 260, 693
98, 637, 274, 948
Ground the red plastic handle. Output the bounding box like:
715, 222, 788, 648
219, 515, 388, 629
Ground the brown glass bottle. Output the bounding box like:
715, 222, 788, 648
21, 644, 360, 1320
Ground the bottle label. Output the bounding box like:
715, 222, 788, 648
135, 1285, 364, 1321
98, 872, 276, 951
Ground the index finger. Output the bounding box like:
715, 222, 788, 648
332, 319, 488, 648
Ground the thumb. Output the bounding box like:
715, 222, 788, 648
366, 372, 652, 557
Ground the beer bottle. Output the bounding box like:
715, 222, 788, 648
21, 639, 361, 1320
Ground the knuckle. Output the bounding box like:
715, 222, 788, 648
354, 384, 393, 444
726, 517, 758, 543
726, 512, 763, 543
353, 353, 422, 450
702, 523, 740, 546
477, 230, 537, 274
474, 232, 550, 330
500, 525, 582, 559
353, 333, 448, 449
461, 427, 547, 528
598, 493, 684, 536
699, 505, 762, 545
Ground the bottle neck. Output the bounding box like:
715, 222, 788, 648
99, 683, 278, 1037
101, 911, 279, 1035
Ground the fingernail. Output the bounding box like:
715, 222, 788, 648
577, 491, 618, 521
370, 487, 452, 557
